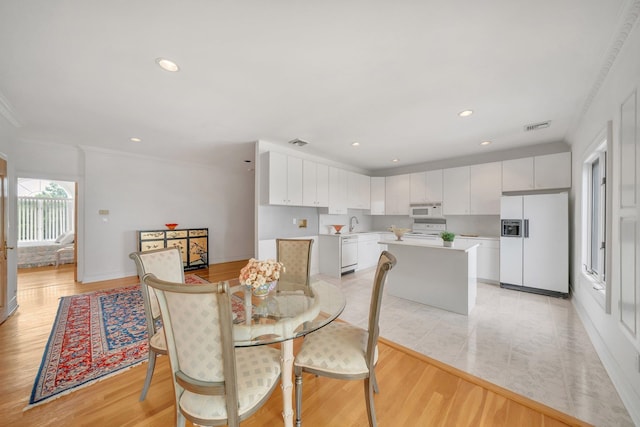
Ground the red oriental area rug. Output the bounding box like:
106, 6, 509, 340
28, 274, 244, 408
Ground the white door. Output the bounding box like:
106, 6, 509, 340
522, 193, 568, 292
0, 158, 8, 323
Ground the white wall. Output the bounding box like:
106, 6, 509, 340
11, 141, 255, 283
566, 11, 640, 424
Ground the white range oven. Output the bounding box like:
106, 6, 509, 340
403, 219, 446, 240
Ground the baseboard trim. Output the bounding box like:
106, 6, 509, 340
571, 295, 640, 426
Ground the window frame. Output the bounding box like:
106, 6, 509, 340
581, 122, 612, 312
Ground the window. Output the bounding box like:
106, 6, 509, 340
585, 150, 606, 284
581, 122, 611, 311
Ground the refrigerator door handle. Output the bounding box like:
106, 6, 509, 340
524, 219, 529, 238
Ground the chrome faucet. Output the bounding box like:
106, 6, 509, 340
349, 216, 359, 233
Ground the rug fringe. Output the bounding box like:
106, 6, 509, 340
23, 360, 147, 411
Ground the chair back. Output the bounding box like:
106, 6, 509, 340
276, 238, 313, 290
365, 251, 397, 369
129, 248, 185, 331
142, 273, 240, 425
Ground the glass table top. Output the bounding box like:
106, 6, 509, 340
226, 278, 346, 347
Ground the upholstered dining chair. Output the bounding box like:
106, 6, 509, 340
276, 238, 313, 293
294, 250, 397, 427
129, 247, 185, 401
142, 273, 282, 427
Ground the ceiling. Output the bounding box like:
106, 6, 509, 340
0, 1, 633, 171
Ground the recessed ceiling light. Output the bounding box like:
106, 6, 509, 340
351, 142, 360, 147
458, 110, 473, 117
130, 137, 142, 142
480, 141, 491, 146
392, 158, 399, 163
155, 58, 180, 72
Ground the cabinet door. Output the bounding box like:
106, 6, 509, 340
385, 174, 411, 215
410, 172, 427, 204
502, 157, 534, 192
287, 156, 303, 205
443, 166, 470, 215
425, 169, 443, 202
328, 167, 348, 214
267, 151, 288, 205
348, 172, 371, 209
476, 239, 500, 282
534, 152, 571, 189
302, 159, 318, 207
360, 173, 371, 209
370, 177, 386, 215
470, 162, 501, 214
316, 163, 329, 207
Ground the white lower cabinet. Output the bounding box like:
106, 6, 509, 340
356, 234, 381, 270
456, 238, 500, 283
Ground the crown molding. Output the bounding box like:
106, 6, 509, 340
0, 90, 22, 128
579, 0, 640, 118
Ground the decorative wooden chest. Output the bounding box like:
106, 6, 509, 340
137, 228, 208, 271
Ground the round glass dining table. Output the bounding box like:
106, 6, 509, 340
227, 279, 346, 427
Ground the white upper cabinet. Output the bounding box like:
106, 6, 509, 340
370, 177, 386, 215
385, 174, 411, 215
469, 162, 501, 214
262, 151, 303, 206
425, 169, 443, 202
502, 157, 534, 191
328, 166, 348, 214
302, 160, 329, 207
410, 170, 443, 203
347, 171, 371, 209
502, 152, 571, 192
443, 166, 470, 215
534, 152, 571, 190
410, 172, 428, 204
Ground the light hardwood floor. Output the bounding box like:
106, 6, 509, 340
0, 264, 593, 426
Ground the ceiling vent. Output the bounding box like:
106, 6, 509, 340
524, 121, 551, 132
288, 138, 309, 147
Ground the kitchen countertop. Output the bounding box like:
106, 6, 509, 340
320, 231, 498, 240
382, 239, 479, 252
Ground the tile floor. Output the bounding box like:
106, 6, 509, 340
316, 268, 634, 427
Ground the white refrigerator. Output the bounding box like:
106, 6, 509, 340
500, 192, 568, 296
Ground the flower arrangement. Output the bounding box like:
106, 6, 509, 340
239, 258, 285, 289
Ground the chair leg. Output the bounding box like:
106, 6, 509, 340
139, 349, 157, 401
295, 366, 303, 427
364, 377, 378, 427
371, 369, 379, 394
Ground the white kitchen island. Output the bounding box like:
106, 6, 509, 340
382, 239, 479, 315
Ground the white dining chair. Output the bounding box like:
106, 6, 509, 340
294, 250, 397, 427
142, 273, 281, 427
129, 247, 185, 401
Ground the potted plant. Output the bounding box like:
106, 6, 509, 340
440, 231, 456, 247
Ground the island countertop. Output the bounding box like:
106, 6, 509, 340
382, 238, 479, 315
380, 239, 479, 253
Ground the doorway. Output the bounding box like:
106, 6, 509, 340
17, 178, 77, 285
